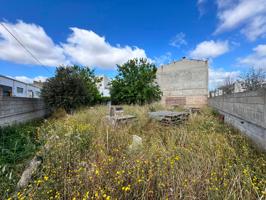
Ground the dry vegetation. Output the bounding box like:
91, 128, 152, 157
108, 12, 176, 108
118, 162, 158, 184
2, 105, 266, 199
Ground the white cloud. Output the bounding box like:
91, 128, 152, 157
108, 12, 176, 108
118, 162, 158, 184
0, 21, 148, 69
198, 0, 206, 3
197, 0, 208, 16
169, 32, 187, 47
62, 27, 147, 69
216, 0, 235, 9
11, 75, 48, 83
215, 0, 266, 41
189, 40, 229, 59
241, 16, 266, 41
154, 52, 172, 66
0, 20, 67, 66
238, 44, 266, 69
209, 68, 240, 89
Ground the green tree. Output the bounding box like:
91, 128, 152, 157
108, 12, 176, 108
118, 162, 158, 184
41, 66, 101, 113
110, 58, 161, 105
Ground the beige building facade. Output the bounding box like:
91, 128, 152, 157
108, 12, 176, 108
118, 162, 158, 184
156, 58, 208, 107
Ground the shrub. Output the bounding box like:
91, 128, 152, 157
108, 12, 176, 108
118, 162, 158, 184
41, 66, 101, 113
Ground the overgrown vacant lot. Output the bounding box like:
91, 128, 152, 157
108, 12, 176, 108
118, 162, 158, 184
1, 106, 266, 199
0, 120, 42, 199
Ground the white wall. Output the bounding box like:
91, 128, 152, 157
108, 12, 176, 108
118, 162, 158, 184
0, 75, 41, 98
0, 76, 13, 87
27, 85, 41, 98
13, 81, 27, 97
97, 75, 110, 97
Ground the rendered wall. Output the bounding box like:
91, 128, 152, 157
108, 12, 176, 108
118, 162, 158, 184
0, 96, 47, 126
208, 89, 266, 151
0, 75, 41, 98
97, 75, 111, 97
157, 59, 208, 107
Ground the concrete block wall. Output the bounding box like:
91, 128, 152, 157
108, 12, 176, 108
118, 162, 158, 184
208, 89, 266, 151
157, 58, 208, 107
0, 96, 47, 126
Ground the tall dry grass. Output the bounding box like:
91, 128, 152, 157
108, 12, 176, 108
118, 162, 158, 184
6, 105, 266, 199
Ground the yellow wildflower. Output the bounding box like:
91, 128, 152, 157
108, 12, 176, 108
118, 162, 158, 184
174, 155, 180, 161
122, 185, 131, 192
95, 191, 99, 198
95, 169, 99, 176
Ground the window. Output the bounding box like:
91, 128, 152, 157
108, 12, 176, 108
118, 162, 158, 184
28, 90, 34, 98
17, 87, 24, 94
1, 85, 12, 96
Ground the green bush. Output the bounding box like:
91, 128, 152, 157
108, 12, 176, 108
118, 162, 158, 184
41, 66, 101, 113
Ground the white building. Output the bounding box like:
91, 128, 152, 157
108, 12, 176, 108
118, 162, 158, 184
0, 75, 42, 98
233, 81, 245, 93
97, 75, 111, 97
210, 81, 246, 97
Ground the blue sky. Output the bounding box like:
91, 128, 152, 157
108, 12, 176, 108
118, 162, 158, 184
0, 0, 266, 89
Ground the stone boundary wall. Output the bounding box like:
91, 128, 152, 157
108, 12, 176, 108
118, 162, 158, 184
208, 89, 266, 151
0, 96, 48, 126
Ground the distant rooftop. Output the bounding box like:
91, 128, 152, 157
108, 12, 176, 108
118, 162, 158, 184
0, 74, 43, 89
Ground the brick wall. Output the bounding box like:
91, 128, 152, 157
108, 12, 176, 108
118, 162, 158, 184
208, 89, 266, 151
186, 96, 208, 107
0, 96, 48, 126
163, 95, 207, 107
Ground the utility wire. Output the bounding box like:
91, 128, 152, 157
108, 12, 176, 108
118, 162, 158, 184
0, 22, 51, 73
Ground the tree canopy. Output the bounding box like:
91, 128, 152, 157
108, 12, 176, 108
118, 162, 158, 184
110, 58, 161, 105
41, 66, 100, 113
